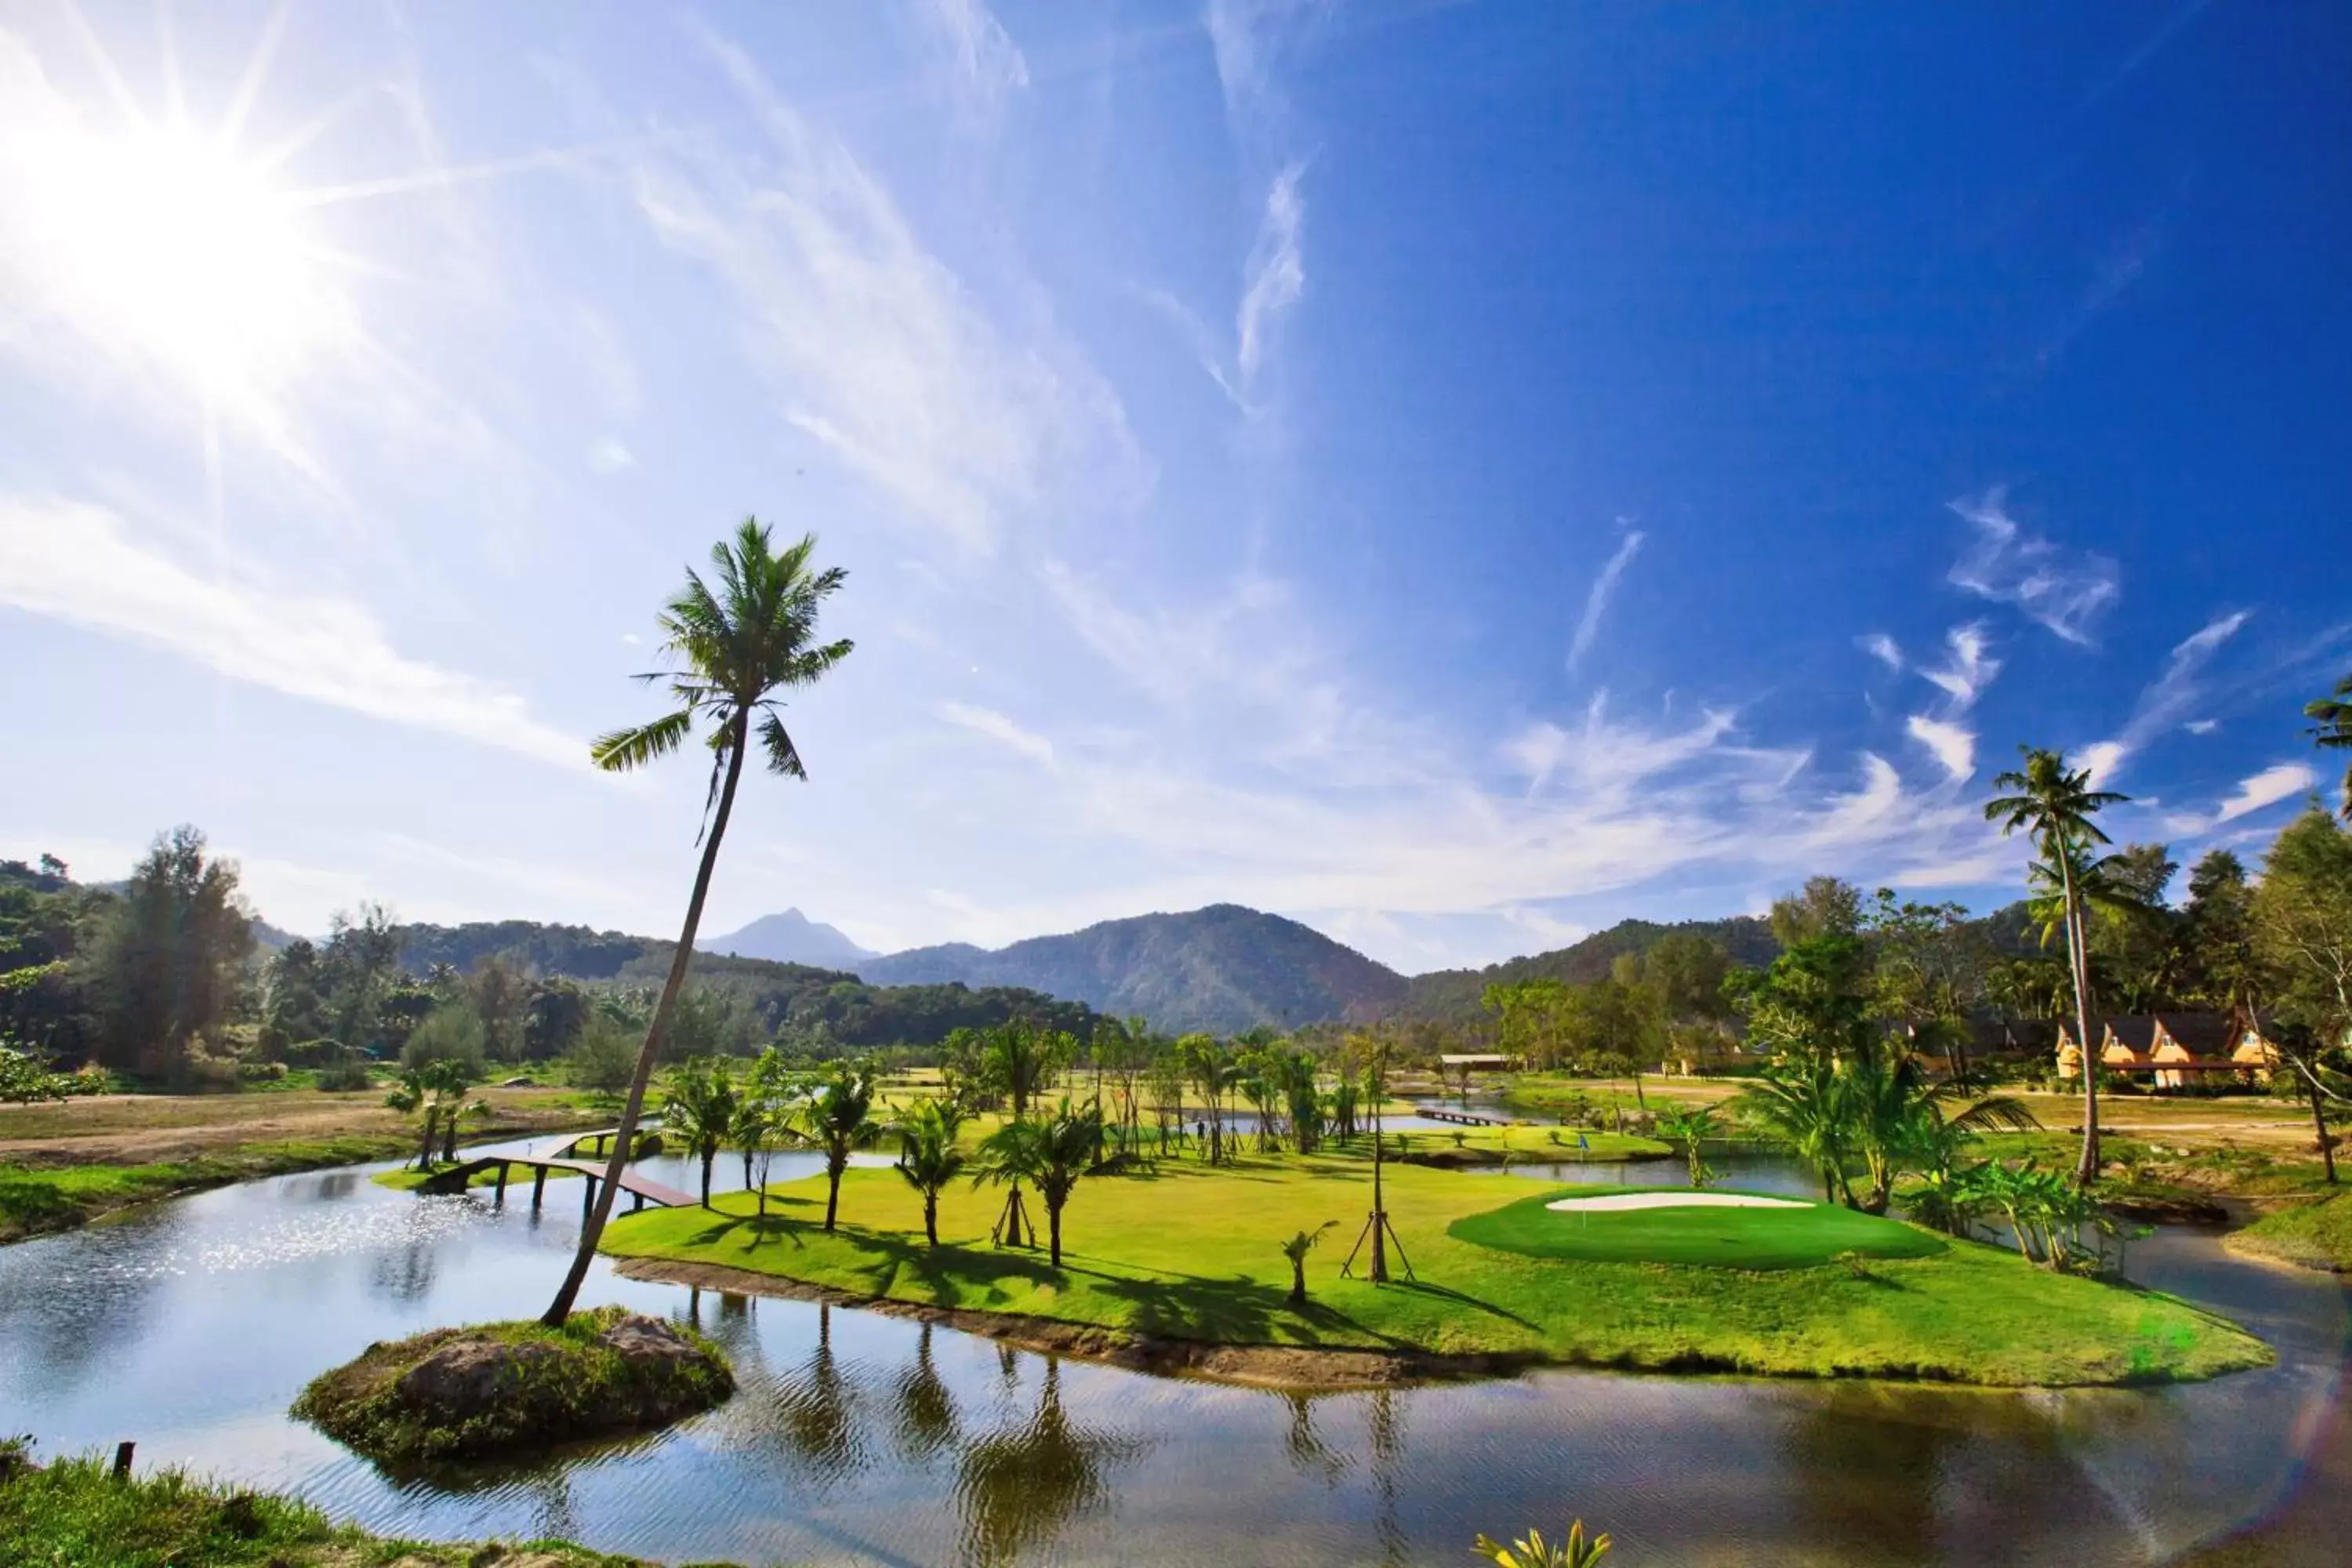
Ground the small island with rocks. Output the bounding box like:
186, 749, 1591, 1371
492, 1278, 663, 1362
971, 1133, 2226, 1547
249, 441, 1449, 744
292, 1307, 733, 1465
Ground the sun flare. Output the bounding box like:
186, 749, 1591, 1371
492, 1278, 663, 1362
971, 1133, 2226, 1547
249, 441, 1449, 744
13, 122, 345, 398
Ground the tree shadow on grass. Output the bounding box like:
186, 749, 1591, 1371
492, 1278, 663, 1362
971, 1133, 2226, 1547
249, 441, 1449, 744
1383, 1279, 1541, 1330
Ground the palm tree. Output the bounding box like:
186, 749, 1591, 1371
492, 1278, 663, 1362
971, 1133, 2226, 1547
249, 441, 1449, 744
1474, 1520, 1612, 1567
893, 1098, 969, 1245
1986, 747, 2128, 1185
981, 1018, 1060, 1120
1281, 1220, 1338, 1308
1653, 1104, 1718, 1189
977, 1099, 1101, 1267
540, 520, 851, 1326
386, 1059, 475, 1171
2309, 673, 2352, 820
1734, 1058, 1855, 1205
661, 1057, 739, 1208
795, 1060, 884, 1232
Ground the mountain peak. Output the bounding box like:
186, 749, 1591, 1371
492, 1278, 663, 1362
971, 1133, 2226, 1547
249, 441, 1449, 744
699, 909, 876, 968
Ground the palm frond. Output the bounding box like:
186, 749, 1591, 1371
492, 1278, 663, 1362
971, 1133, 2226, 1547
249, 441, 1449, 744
590, 708, 697, 772
1945, 1094, 2041, 1134
757, 710, 807, 779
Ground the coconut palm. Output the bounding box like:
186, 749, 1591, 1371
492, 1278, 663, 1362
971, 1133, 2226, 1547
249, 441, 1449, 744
894, 1098, 969, 1246
976, 1098, 1102, 1267
1986, 746, 2128, 1185
795, 1059, 884, 1232
2309, 673, 2352, 820
980, 1018, 1063, 1120
540, 521, 851, 1326
661, 1057, 739, 1208
1652, 1104, 1719, 1189
1733, 1057, 1855, 1206
1473, 1520, 1613, 1567
1281, 1220, 1338, 1308
385, 1058, 476, 1171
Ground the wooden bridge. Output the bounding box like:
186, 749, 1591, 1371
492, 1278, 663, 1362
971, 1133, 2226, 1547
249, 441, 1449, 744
417, 1152, 695, 1216
1416, 1105, 1508, 1127
553, 1125, 664, 1160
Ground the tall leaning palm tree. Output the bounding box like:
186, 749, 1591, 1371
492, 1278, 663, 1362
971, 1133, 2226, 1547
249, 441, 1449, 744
540, 520, 851, 1326
1986, 746, 2126, 1186
2308, 673, 2352, 820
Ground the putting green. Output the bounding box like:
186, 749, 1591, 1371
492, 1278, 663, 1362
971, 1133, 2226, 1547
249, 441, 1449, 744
1450, 1185, 1948, 1270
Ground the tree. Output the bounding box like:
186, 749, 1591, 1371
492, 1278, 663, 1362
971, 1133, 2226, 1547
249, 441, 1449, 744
1987, 747, 2128, 1185
979, 1017, 1062, 1120
661, 1057, 740, 1207
523, 979, 591, 1059
384, 1058, 477, 1171
1769, 876, 1862, 948
400, 1001, 485, 1072
466, 956, 528, 1062
1653, 1104, 1718, 1188
87, 826, 254, 1079
319, 903, 400, 1057
2308, 673, 2352, 820
1281, 1220, 1337, 1308
893, 1098, 969, 1245
976, 1098, 1102, 1268
793, 1059, 883, 1232
2254, 810, 2352, 1181
541, 519, 852, 1327
0, 1041, 72, 1104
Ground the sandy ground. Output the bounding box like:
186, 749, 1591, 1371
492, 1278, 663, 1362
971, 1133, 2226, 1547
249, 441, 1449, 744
0, 1087, 604, 1166
1545, 1191, 1809, 1212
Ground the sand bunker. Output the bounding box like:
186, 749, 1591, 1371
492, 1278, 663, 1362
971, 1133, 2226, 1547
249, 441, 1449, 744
1544, 1191, 1810, 1214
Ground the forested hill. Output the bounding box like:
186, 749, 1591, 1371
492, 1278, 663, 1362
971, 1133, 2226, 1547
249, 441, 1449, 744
383, 920, 1097, 1048
1398, 916, 1784, 1021
855, 904, 1410, 1036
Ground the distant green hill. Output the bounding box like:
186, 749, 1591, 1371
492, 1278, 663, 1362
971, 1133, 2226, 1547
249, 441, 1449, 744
1396, 916, 1784, 1021
856, 903, 1410, 1036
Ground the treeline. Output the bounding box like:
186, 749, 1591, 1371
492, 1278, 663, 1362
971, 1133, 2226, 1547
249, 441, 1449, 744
0, 832, 1099, 1091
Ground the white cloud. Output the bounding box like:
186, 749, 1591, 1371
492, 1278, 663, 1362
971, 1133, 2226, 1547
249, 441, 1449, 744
1947, 486, 2121, 644
1905, 715, 1976, 781
1567, 528, 1645, 672
1860, 633, 1903, 672
1236, 162, 1306, 397
2184, 718, 2219, 735
1918, 622, 1999, 710
587, 436, 634, 474
2082, 609, 2251, 783
940, 701, 1056, 768
0, 495, 582, 767
2214, 763, 2314, 824
627, 29, 1144, 549
914, 0, 1030, 123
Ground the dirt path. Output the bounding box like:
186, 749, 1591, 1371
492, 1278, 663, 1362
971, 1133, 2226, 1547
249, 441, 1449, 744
0, 1089, 604, 1167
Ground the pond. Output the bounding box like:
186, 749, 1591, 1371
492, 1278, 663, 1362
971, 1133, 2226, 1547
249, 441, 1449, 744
3, 1138, 2348, 1566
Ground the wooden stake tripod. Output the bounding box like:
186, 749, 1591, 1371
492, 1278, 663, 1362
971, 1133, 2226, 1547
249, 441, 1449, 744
1339, 1206, 1413, 1281
991, 1184, 1035, 1248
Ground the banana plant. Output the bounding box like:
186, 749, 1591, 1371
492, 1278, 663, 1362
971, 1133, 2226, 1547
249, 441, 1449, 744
1473, 1519, 1612, 1567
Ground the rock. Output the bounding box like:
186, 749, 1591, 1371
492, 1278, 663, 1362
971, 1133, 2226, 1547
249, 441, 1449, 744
395, 1336, 562, 1412
499, 1076, 535, 1087
596, 1315, 703, 1367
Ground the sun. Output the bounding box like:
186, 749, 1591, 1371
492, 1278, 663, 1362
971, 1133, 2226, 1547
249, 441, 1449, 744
16, 121, 347, 401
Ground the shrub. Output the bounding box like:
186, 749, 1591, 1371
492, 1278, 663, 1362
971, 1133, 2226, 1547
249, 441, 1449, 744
235, 1060, 289, 1083
400, 1004, 486, 1073
567, 1014, 639, 1092
315, 1056, 374, 1092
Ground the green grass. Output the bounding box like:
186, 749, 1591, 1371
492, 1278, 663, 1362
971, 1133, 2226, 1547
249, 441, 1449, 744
1449, 1186, 1948, 1269
0, 1450, 710, 1566
0, 1135, 412, 1243
292, 1305, 733, 1463
602, 1151, 2269, 1386
372, 1161, 585, 1192
2227, 1189, 2352, 1272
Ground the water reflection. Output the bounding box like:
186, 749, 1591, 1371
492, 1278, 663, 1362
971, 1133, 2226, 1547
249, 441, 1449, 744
0, 1152, 2346, 1566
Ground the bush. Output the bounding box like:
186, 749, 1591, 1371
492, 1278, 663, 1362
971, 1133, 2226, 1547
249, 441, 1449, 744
567, 1014, 639, 1092
315, 1056, 374, 1092
400, 1004, 486, 1073
235, 1060, 289, 1083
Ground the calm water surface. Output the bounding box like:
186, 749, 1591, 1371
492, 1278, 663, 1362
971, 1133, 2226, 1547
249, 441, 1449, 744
3, 1138, 2347, 1566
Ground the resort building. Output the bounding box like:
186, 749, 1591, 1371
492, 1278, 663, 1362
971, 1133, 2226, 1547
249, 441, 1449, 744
2054, 1014, 2281, 1090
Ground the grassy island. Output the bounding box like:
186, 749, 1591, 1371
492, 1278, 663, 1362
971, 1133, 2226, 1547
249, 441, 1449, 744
2226, 1190, 2352, 1272
292, 1306, 733, 1464
0, 1452, 712, 1568
601, 1152, 2269, 1388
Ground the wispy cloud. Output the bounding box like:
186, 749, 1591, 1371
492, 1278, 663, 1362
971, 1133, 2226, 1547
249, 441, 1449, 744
1860, 633, 1904, 672
626, 27, 1144, 549
940, 701, 1056, 768
1947, 486, 2121, 645
2214, 762, 2314, 824
2184, 718, 2219, 736
1918, 622, 1999, 710
1905, 715, 1976, 782
1567, 528, 1645, 672
2082, 608, 2252, 784
1236, 161, 1307, 399
0, 495, 580, 767
912, 0, 1030, 126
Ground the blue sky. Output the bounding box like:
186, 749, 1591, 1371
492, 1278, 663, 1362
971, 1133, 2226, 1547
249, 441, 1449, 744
2, 1, 2346, 974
